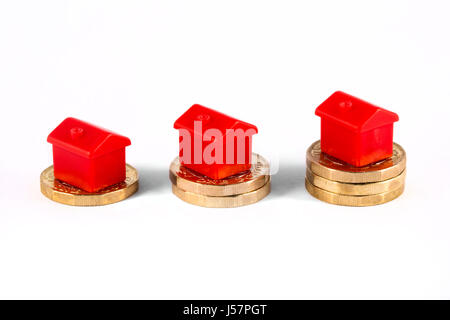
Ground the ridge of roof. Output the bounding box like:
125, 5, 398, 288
315, 91, 399, 132
174, 104, 258, 134
47, 117, 131, 159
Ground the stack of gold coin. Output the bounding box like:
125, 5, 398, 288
305, 141, 406, 206
170, 154, 271, 208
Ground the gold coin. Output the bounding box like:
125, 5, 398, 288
172, 179, 271, 208
305, 177, 404, 206
306, 140, 406, 183
306, 168, 406, 195
169, 153, 270, 196
40, 164, 139, 206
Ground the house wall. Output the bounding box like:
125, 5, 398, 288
91, 149, 126, 190
359, 124, 394, 166
53, 146, 93, 191
320, 119, 360, 166
320, 120, 394, 167
178, 130, 254, 179
53, 147, 126, 192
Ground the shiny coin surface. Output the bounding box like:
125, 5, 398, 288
305, 177, 404, 206
306, 168, 406, 195
307, 140, 406, 183
170, 153, 270, 196
172, 179, 271, 208
40, 164, 139, 206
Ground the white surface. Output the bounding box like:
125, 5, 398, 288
1, 0, 450, 299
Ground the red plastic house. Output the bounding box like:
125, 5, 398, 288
315, 91, 399, 167
47, 117, 131, 192
174, 104, 258, 180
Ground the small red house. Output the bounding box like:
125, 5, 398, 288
174, 104, 258, 180
315, 91, 399, 167
47, 117, 131, 192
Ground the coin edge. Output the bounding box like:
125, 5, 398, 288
172, 178, 271, 208
305, 177, 404, 206
40, 164, 139, 206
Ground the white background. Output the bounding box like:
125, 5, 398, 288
1, 0, 449, 299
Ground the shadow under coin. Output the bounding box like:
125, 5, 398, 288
134, 166, 170, 196
270, 162, 310, 200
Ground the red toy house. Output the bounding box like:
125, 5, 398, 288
174, 104, 258, 180
47, 117, 131, 192
315, 91, 399, 167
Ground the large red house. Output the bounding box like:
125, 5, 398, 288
174, 104, 258, 180
315, 91, 399, 167
47, 117, 131, 192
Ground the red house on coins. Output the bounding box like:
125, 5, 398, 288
315, 91, 399, 167
174, 104, 258, 180
47, 117, 131, 192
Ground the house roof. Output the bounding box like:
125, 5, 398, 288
315, 91, 399, 132
47, 117, 131, 159
174, 104, 258, 135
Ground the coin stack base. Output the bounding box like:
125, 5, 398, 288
305, 141, 406, 206
40, 164, 139, 206
170, 154, 271, 208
